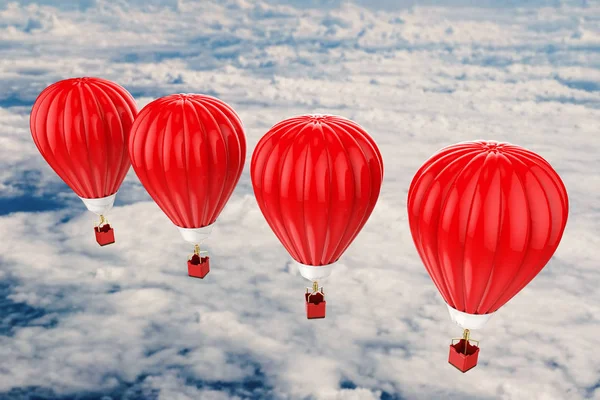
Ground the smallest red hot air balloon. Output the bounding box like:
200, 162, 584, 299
408, 141, 568, 372
251, 115, 384, 319
30, 77, 137, 246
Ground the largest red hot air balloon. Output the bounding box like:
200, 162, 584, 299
30, 77, 138, 246
407, 140, 568, 372
251, 115, 384, 319
128, 93, 246, 279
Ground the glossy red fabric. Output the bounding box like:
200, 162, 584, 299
408, 141, 569, 315
30, 77, 137, 199
251, 115, 384, 266
128, 94, 246, 228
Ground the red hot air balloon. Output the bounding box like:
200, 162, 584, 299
30, 77, 138, 246
251, 115, 384, 319
128, 93, 246, 278
407, 140, 568, 372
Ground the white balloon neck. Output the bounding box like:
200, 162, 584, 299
295, 260, 335, 281
78, 193, 117, 215
177, 225, 213, 244
446, 304, 494, 330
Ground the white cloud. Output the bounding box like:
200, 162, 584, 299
0, 0, 599, 399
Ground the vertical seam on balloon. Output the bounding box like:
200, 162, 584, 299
330, 119, 383, 179
129, 101, 160, 197
76, 84, 98, 197
146, 100, 184, 226
253, 123, 302, 260
206, 98, 245, 213
319, 122, 333, 265
458, 152, 490, 313
513, 166, 554, 293
326, 120, 373, 260
251, 133, 279, 250
491, 152, 555, 309
284, 122, 315, 262
318, 122, 356, 262
508, 147, 569, 212
84, 83, 112, 197
495, 153, 555, 308
131, 103, 176, 222
193, 98, 232, 224
474, 153, 506, 314
426, 153, 474, 307
181, 99, 195, 227
187, 99, 212, 225
90, 81, 131, 195
59, 85, 86, 196
202, 97, 245, 170
507, 147, 569, 229
188, 98, 210, 228
330, 120, 382, 233
205, 99, 229, 225
138, 105, 168, 217
128, 104, 154, 179
48, 86, 82, 194
203, 95, 244, 130
212, 103, 240, 225
31, 84, 74, 189
486, 152, 533, 312
268, 121, 309, 261
162, 106, 187, 226
30, 84, 57, 152
300, 124, 312, 264
257, 125, 295, 257
187, 98, 215, 226
417, 149, 481, 308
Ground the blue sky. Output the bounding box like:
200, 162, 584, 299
0, 0, 599, 399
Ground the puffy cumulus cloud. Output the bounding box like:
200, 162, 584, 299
0, 0, 599, 399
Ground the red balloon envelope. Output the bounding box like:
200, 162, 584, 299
128, 93, 246, 278
407, 140, 568, 372
251, 115, 384, 318
30, 77, 138, 246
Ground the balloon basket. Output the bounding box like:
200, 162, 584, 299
188, 251, 210, 279
305, 288, 326, 319
448, 339, 480, 373
94, 224, 115, 246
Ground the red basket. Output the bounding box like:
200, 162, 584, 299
188, 253, 210, 279
94, 224, 115, 246
305, 290, 326, 319
448, 339, 480, 373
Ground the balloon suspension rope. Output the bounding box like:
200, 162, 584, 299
452, 328, 479, 355
194, 244, 200, 256
462, 329, 470, 355
98, 214, 106, 226
306, 281, 323, 295
312, 281, 319, 293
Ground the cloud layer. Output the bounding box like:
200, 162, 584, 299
0, 0, 599, 399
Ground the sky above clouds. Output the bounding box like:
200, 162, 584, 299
0, 0, 599, 399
